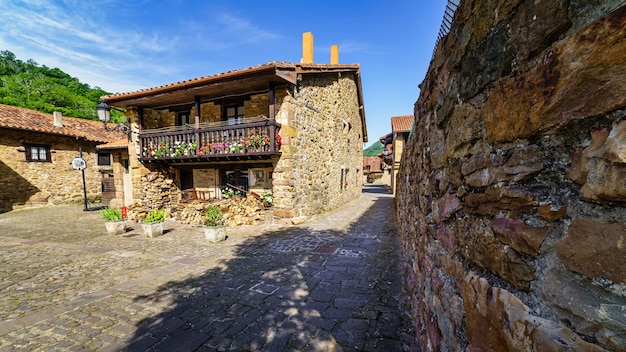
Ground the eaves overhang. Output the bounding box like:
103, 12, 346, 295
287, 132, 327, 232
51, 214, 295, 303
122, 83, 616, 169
101, 63, 298, 111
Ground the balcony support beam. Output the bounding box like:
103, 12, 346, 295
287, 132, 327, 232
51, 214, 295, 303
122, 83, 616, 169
194, 96, 201, 154
269, 83, 276, 152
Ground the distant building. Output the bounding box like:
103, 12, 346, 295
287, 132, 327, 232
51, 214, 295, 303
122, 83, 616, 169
380, 115, 414, 194
363, 155, 384, 183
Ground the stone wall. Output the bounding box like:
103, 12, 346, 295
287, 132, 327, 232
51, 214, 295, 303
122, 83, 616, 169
397, 1, 626, 351
273, 72, 364, 221
0, 129, 104, 212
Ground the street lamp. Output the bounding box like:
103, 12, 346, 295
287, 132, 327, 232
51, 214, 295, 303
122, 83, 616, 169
97, 100, 130, 134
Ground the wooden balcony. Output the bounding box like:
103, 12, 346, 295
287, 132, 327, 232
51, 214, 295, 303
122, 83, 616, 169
139, 117, 281, 163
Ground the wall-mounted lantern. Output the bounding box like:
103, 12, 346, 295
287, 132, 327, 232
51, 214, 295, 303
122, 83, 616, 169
97, 100, 130, 134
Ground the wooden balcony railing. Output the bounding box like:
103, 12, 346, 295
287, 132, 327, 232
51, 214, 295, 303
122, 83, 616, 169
139, 117, 281, 162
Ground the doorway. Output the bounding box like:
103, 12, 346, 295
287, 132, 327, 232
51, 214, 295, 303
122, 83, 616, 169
222, 169, 249, 193
180, 169, 194, 190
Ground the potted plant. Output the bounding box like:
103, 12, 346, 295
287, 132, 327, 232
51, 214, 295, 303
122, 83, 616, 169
203, 205, 226, 242
100, 207, 127, 235
260, 192, 273, 208
142, 209, 166, 238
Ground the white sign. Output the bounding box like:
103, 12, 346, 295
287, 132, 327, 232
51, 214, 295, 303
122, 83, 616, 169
72, 157, 86, 170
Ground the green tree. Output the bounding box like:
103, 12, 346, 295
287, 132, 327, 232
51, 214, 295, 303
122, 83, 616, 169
0, 50, 117, 121
363, 141, 384, 156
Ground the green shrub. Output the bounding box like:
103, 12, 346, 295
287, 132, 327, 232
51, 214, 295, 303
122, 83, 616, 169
204, 205, 225, 227
100, 208, 123, 221
144, 209, 166, 223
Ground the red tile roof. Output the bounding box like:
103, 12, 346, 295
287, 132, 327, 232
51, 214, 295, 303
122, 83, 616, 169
391, 115, 414, 132
101, 61, 368, 143
0, 104, 125, 143
97, 138, 129, 150
363, 156, 383, 172
102, 61, 361, 103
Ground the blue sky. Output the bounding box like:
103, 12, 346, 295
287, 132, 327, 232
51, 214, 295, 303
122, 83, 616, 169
0, 0, 447, 146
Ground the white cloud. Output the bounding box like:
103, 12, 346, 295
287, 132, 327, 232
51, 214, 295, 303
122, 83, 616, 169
0, 0, 181, 92
217, 11, 281, 43
0, 1, 287, 93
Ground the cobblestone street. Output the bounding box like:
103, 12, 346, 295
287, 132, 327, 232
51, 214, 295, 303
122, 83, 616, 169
0, 185, 415, 351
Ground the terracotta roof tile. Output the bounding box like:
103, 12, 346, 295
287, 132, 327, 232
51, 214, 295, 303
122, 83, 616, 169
0, 104, 125, 143
102, 61, 361, 102
97, 138, 129, 150
391, 115, 414, 132
363, 156, 383, 172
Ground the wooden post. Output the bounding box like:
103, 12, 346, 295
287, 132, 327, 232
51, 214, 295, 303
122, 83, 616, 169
138, 107, 144, 157
268, 87, 275, 148
194, 96, 201, 154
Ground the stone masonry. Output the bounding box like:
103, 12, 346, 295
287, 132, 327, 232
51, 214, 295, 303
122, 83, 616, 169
396, 1, 626, 351
273, 72, 364, 221
0, 129, 104, 212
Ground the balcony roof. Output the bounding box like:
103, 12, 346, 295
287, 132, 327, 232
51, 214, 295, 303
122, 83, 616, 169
101, 61, 367, 142
102, 62, 360, 110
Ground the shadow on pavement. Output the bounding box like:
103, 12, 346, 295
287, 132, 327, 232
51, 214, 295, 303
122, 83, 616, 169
362, 184, 391, 194
116, 194, 414, 351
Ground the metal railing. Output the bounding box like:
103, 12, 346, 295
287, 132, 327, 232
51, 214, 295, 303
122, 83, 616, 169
432, 0, 461, 60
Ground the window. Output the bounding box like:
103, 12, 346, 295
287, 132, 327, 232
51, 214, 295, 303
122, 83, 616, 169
341, 168, 350, 191
224, 104, 245, 125
25, 145, 50, 162
177, 111, 191, 126
98, 153, 112, 166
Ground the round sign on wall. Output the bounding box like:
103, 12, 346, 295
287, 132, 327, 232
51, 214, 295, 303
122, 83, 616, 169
72, 157, 87, 170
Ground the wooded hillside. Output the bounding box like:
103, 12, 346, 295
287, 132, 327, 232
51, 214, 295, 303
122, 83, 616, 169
363, 140, 383, 156
0, 50, 111, 120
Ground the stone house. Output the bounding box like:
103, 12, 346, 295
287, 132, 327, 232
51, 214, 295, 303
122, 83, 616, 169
0, 104, 126, 212
362, 156, 384, 183
100, 34, 367, 223
380, 114, 414, 194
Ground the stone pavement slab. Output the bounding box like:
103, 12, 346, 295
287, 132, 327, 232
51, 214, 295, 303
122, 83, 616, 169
0, 185, 417, 351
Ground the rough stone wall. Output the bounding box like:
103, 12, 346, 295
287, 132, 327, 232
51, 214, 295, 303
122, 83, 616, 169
397, 1, 626, 351
0, 129, 103, 212
273, 72, 363, 221
198, 102, 221, 122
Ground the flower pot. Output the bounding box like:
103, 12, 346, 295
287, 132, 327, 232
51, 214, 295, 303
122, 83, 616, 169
142, 222, 164, 238
203, 226, 226, 243
104, 220, 127, 235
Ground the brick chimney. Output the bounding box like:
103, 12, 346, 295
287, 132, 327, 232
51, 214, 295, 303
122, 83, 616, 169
330, 44, 339, 64
53, 111, 63, 127
302, 32, 314, 64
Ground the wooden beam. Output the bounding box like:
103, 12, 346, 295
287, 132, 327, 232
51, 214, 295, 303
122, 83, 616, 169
269, 83, 275, 120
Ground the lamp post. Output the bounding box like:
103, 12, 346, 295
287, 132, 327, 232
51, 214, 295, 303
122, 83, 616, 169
97, 100, 130, 134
